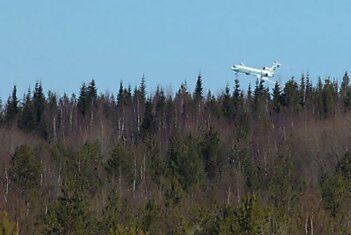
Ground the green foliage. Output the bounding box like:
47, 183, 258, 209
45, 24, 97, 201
139, 199, 162, 234
194, 73, 203, 101
272, 81, 282, 113
33, 82, 46, 126
201, 195, 270, 235
10, 145, 40, 193
78, 82, 88, 115
221, 83, 232, 118
168, 133, 204, 190
140, 99, 155, 139
44, 179, 94, 234
321, 152, 351, 217
18, 89, 35, 131
253, 79, 269, 119
201, 127, 222, 180
145, 139, 166, 186
5, 76, 351, 233
0, 211, 17, 235
99, 189, 121, 234
109, 224, 146, 235
72, 142, 103, 192
107, 140, 134, 185
282, 78, 301, 112
233, 78, 244, 116
5, 85, 19, 122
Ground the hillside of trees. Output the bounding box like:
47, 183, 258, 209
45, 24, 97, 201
1, 73, 351, 234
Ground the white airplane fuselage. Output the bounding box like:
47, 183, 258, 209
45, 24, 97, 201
230, 62, 281, 82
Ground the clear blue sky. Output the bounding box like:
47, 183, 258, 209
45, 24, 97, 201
1, 1, 350, 100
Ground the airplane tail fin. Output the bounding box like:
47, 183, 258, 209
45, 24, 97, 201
270, 62, 281, 72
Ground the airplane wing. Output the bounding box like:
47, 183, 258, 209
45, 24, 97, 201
262, 77, 275, 84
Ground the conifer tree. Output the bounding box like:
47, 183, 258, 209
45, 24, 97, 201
168, 133, 203, 190
282, 78, 300, 112
44, 179, 93, 234
233, 78, 243, 116
33, 82, 46, 126
77, 83, 88, 115
99, 189, 120, 233
139, 75, 146, 102
5, 85, 19, 122
222, 84, 232, 118
340, 72, 351, 111
117, 81, 124, 107
272, 81, 282, 113
10, 145, 40, 193
194, 73, 203, 101
305, 72, 313, 107
299, 74, 306, 107
0, 98, 4, 124
87, 79, 97, 102
201, 127, 221, 180
140, 99, 155, 140
19, 89, 35, 130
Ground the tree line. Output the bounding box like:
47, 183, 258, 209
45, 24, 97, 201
0, 72, 351, 234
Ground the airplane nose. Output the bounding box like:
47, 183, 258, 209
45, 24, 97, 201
231, 65, 237, 70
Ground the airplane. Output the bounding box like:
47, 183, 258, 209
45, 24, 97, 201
231, 62, 281, 83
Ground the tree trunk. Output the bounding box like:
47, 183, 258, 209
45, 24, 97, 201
4, 167, 9, 203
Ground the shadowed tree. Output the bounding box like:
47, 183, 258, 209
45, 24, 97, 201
194, 73, 203, 102
10, 145, 40, 194
77, 83, 88, 116
168, 133, 204, 190
5, 85, 19, 123
272, 81, 282, 113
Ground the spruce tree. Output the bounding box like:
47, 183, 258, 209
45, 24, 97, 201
33, 82, 46, 127
5, 85, 19, 122
19, 89, 35, 130
272, 81, 282, 113
77, 83, 88, 115
340, 72, 351, 111
194, 73, 203, 101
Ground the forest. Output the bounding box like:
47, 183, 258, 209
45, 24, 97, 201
1, 72, 351, 234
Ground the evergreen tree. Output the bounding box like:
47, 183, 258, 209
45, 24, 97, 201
299, 74, 306, 107
77, 83, 88, 115
322, 78, 336, 118
340, 72, 351, 111
117, 81, 124, 107
247, 83, 253, 110
253, 79, 269, 118
0, 98, 4, 124
73, 142, 103, 192
233, 78, 243, 116
33, 82, 46, 126
5, 85, 19, 122
168, 133, 204, 190
222, 84, 232, 118
305, 72, 313, 107
10, 145, 40, 193
18, 89, 35, 130
201, 127, 222, 180
99, 189, 121, 233
107, 141, 134, 186
282, 78, 300, 112
272, 81, 282, 113
87, 79, 97, 102
44, 179, 94, 234
139, 75, 146, 102
140, 99, 155, 140
194, 73, 203, 101
139, 199, 162, 234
